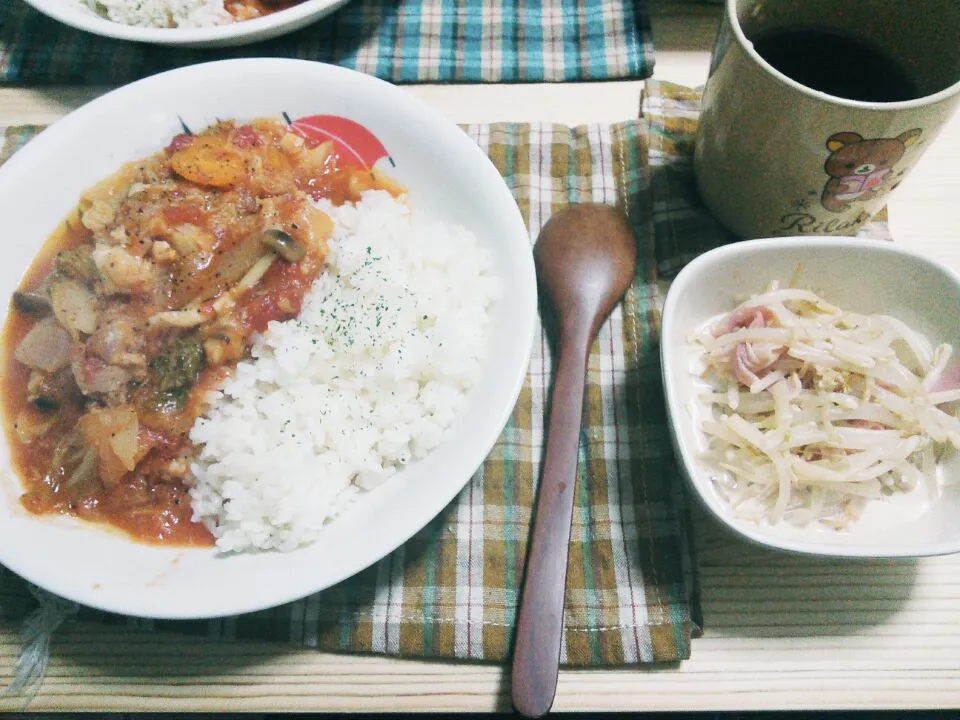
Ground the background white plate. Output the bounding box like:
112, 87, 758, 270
0, 59, 536, 618
22, 0, 351, 47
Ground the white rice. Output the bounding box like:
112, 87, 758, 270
188, 190, 500, 553
81, 0, 232, 28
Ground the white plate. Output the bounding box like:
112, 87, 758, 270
661, 237, 960, 558
0, 59, 536, 617
24, 0, 351, 47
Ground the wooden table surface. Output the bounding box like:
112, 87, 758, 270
2, 2, 960, 712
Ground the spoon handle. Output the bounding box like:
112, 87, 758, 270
512, 337, 590, 718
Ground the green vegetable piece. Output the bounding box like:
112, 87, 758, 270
48, 431, 101, 498
150, 335, 206, 402
54, 247, 98, 282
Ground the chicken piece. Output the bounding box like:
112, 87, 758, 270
15, 317, 73, 372
248, 147, 297, 196
76, 165, 136, 238
92, 245, 156, 294
167, 223, 216, 257
81, 200, 116, 233
89, 318, 146, 367
70, 348, 131, 404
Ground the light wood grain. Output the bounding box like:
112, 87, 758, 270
3, 1, 960, 712
0, 81, 652, 127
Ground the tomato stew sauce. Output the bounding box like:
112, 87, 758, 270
1, 117, 401, 546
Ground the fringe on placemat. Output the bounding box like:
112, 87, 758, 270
2, 581, 78, 705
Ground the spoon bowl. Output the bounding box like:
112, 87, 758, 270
535, 204, 639, 344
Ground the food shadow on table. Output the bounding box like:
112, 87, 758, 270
640, 130, 922, 643
0, 614, 298, 684
686, 501, 919, 639
0, 511, 458, 665
4, 712, 960, 719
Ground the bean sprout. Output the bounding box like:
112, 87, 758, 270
691, 283, 960, 530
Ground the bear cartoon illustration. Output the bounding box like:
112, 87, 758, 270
820, 129, 922, 213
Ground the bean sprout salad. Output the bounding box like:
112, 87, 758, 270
691, 284, 960, 530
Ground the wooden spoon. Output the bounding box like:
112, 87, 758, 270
511, 204, 638, 718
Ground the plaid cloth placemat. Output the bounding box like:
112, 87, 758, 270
0, 0, 654, 84
642, 79, 894, 277
0, 111, 698, 679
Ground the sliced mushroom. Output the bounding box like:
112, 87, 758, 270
12, 290, 52, 317
27, 380, 60, 410
27, 368, 79, 411
259, 228, 305, 263
235, 253, 276, 293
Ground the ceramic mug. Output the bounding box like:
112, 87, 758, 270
694, 0, 960, 239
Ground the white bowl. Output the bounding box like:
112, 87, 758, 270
0, 59, 536, 617
24, 0, 350, 47
661, 237, 960, 558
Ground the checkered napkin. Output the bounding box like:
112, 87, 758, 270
0, 107, 699, 672
642, 79, 893, 277
0, 0, 654, 84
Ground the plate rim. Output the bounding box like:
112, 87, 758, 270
0, 58, 538, 618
